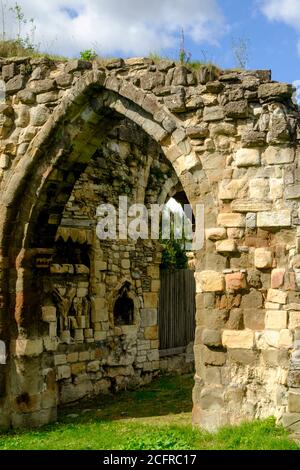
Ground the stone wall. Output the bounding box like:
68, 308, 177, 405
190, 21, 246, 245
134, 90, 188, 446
0, 56, 299, 431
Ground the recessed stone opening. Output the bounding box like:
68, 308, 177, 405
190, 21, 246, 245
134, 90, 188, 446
113, 282, 135, 326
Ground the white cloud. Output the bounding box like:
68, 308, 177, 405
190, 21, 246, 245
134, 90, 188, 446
3, 0, 226, 57
260, 0, 300, 55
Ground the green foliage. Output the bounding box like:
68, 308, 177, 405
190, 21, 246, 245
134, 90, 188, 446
160, 210, 189, 271
80, 49, 97, 61
161, 238, 188, 271
0, 375, 298, 450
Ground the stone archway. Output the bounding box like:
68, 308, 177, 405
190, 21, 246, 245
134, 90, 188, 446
0, 57, 299, 432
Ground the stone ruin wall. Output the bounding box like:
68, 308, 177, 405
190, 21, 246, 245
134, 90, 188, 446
0, 56, 299, 432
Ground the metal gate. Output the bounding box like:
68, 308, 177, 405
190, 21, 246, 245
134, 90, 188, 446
158, 269, 196, 356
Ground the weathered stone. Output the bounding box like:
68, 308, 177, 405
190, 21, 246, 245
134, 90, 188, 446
271, 269, 285, 289
203, 106, 224, 122
288, 392, 300, 413
289, 311, 300, 329
222, 330, 254, 349
257, 210, 291, 228
216, 239, 237, 253
206, 228, 227, 241
258, 83, 293, 100
217, 213, 245, 228
228, 349, 259, 365
241, 130, 266, 147
235, 148, 260, 167
254, 248, 273, 269
244, 309, 265, 330
265, 310, 288, 330
224, 100, 248, 118
140, 308, 157, 327
225, 272, 246, 291
279, 329, 293, 349
202, 329, 222, 347
267, 289, 288, 305
263, 146, 295, 165
195, 271, 225, 293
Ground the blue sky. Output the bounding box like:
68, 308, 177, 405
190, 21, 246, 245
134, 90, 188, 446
5, 0, 300, 85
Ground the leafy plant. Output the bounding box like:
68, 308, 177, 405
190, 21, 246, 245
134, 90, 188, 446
179, 28, 191, 65
80, 49, 97, 61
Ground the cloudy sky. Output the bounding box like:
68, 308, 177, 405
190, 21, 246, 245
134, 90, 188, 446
3, 0, 300, 84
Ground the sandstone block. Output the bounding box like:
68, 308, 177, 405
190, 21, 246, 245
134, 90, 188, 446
243, 309, 265, 330
202, 329, 222, 347
195, 271, 225, 293
144, 325, 158, 340
206, 228, 227, 241
279, 329, 293, 349
217, 213, 245, 228
140, 308, 157, 327
235, 148, 260, 167
14, 339, 43, 357
257, 210, 291, 228
263, 146, 295, 165
225, 272, 247, 292
42, 306, 56, 322
265, 310, 288, 330
56, 365, 71, 380
254, 248, 273, 269
143, 293, 157, 309
271, 269, 285, 289
258, 83, 293, 100
289, 311, 300, 329
267, 289, 287, 305
216, 239, 237, 253
288, 392, 300, 413
222, 330, 254, 349
203, 106, 224, 122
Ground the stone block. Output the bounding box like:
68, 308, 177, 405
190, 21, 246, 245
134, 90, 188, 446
271, 269, 285, 289
87, 361, 100, 373
14, 339, 43, 357
143, 293, 157, 309
289, 311, 300, 329
217, 213, 245, 228
206, 228, 227, 241
222, 330, 254, 349
288, 392, 300, 413
279, 329, 293, 349
282, 413, 300, 432
200, 346, 226, 366
216, 239, 237, 253
267, 289, 287, 305
244, 309, 265, 330
235, 148, 260, 167
195, 271, 225, 293
140, 308, 157, 327
265, 310, 288, 330
144, 325, 158, 340
263, 146, 295, 165
67, 352, 79, 363
258, 83, 293, 100
54, 354, 67, 366
56, 365, 71, 380
203, 106, 224, 122
202, 329, 222, 347
42, 306, 56, 322
228, 349, 259, 365
257, 210, 291, 228
254, 248, 273, 269
225, 272, 247, 292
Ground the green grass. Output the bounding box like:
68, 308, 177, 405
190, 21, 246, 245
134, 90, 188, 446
0, 374, 298, 450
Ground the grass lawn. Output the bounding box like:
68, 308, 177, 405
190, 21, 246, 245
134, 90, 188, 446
0, 374, 298, 450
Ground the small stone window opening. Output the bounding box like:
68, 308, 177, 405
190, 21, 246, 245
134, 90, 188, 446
113, 282, 134, 326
